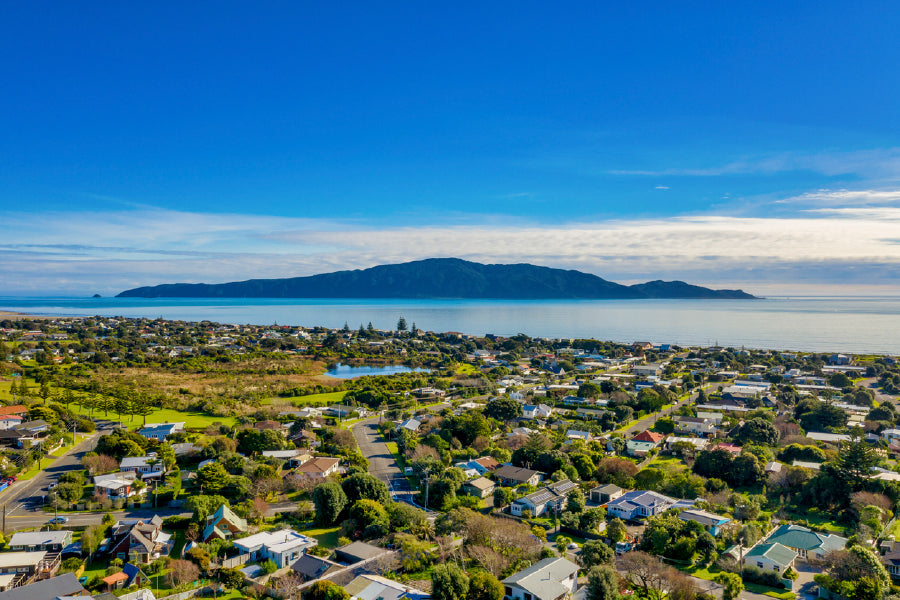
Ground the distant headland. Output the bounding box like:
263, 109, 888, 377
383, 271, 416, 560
116, 258, 756, 300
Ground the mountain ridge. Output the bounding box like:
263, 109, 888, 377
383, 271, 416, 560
116, 258, 757, 299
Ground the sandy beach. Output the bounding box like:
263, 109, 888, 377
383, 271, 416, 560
0, 310, 55, 321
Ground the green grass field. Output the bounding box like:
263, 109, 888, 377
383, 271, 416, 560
68, 405, 237, 429
301, 525, 342, 548
274, 390, 348, 406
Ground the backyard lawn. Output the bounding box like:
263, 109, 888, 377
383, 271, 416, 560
301, 525, 342, 548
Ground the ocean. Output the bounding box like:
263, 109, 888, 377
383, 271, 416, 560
3, 296, 900, 354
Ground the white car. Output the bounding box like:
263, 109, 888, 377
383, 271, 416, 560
567, 542, 579, 550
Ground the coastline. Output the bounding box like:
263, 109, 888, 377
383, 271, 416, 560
0, 310, 55, 321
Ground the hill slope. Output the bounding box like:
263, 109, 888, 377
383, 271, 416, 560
117, 258, 756, 299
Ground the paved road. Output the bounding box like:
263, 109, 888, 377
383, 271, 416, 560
0, 427, 113, 520
352, 417, 403, 484
620, 383, 713, 436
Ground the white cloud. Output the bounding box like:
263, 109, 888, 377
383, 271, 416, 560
654, 185, 669, 190
3, 207, 900, 294
608, 148, 900, 179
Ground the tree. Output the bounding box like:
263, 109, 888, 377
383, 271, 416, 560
167, 559, 200, 587
349, 499, 390, 538
619, 552, 669, 600
735, 418, 779, 446
218, 567, 245, 589
197, 462, 231, 493
579, 540, 615, 568
585, 565, 620, 600
467, 570, 504, 600
484, 397, 521, 421
397, 316, 407, 331
81, 524, 104, 558
431, 563, 470, 600
305, 580, 350, 600
312, 482, 348, 525
731, 453, 764, 487
341, 472, 390, 505
715, 572, 743, 600
835, 432, 880, 491
606, 518, 627, 543
57, 482, 83, 504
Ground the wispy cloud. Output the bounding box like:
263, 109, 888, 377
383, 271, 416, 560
608, 148, 900, 179
3, 205, 900, 295
777, 188, 900, 207
654, 185, 669, 190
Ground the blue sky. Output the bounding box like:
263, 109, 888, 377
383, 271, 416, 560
2, 2, 900, 295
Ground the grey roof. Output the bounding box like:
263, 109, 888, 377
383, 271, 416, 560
591, 483, 623, 494
495, 465, 540, 482
503, 557, 579, 600
678, 509, 730, 527
9, 530, 71, 547
0, 573, 84, 600
291, 554, 340, 578
336, 541, 384, 563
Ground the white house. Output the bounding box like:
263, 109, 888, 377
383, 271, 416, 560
672, 416, 717, 436
233, 529, 317, 568
502, 557, 579, 600
119, 456, 165, 478
522, 404, 553, 419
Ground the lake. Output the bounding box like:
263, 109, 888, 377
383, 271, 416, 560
325, 362, 430, 378
3, 296, 900, 354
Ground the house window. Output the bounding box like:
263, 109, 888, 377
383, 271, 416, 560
773, 566, 779, 571
504, 587, 512, 596
524, 594, 532, 600
757, 562, 764, 568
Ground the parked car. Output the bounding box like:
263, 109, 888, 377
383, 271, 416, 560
48, 516, 69, 524
615, 541, 633, 555
47, 482, 57, 490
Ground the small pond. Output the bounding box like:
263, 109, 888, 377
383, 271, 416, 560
324, 362, 430, 379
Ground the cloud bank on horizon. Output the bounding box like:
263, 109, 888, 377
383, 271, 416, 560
3, 191, 900, 296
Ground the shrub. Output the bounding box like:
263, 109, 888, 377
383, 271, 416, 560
741, 566, 785, 588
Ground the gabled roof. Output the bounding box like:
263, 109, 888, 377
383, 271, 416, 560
746, 542, 797, 567
465, 477, 495, 491
495, 465, 540, 482
290, 554, 340, 579
502, 557, 579, 600
473, 456, 499, 470
633, 430, 665, 443
0, 574, 84, 600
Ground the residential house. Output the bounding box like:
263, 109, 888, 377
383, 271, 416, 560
696, 411, 723, 425
763, 524, 847, 562
202, 504, 248, 542
0, 406, 28, 420
101, 564, 147, 591
397, 418, 422, 433
473, 456, 500, 472
0, 572, 83, 598
325, 405, 368, 419
565, 429, 592, 442
522, 404, 553, 419
8, 531, 73, 553
678, 509, 730, 536
334, 541, 384, 565
294, 457, 340, 479
0, 552, 60, 590
137, 422, 184, 441
262, 449, 310, 468
805, 431, 850, 444
626, 440, 657, 457
119, 456, 165, 479
0, 416, 22, 431
714, 443, 742, 457
502, 556, 579, 600
607, 490, 690, 521
882, 545, 900, 580
575, 408, 611, 420
665, 437, 709, 452
233, 529, 317, 568
108, 516, 172, 564
290, 554, 341, 582
94, 472, 139, 501
343, 574, 429, 600
633, 364, 663, 378
494, 465, 542, 487
744, 542, 797, 575
463, 477, 496, 498
673, 416, 717, 436
882, 429, 900, 444
632, 430, 666, 444
511, 479, 578, 517
589, 484, 624, 505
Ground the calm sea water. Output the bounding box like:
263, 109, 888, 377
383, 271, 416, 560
3, 296, 900, 354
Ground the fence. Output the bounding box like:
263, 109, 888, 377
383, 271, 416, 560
221, 554, 250, 569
